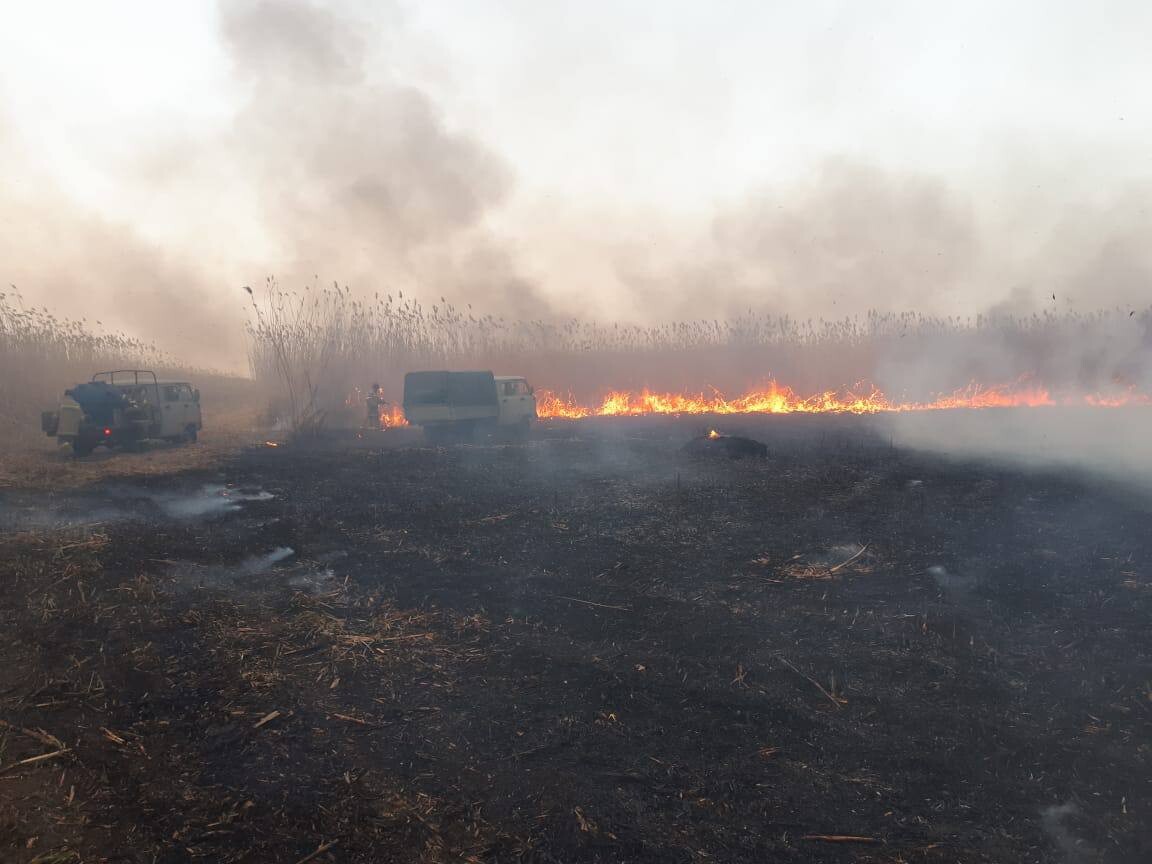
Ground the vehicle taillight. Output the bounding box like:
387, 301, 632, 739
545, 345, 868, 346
103, 427, 112, 436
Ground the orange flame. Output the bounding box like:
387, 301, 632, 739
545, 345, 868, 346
379, 403, 409, 428
536, 380, 1151, 419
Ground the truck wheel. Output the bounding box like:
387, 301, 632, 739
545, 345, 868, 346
185, 425, 199, 443
72, 439, 95, 457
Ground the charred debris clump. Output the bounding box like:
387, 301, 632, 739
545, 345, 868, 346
682, 428, 769, 459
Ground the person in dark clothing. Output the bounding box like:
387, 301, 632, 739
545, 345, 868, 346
365, 383, 383, 430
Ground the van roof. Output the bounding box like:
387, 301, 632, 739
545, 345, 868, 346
109, 380, 192, 388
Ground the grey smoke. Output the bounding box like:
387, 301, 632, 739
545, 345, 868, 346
1040, 801, 1092, 863
694, 160, 978, 319
242, 545, 295, 573
0, 116, 242, 366
609, 157, 1152, 331
219, 0, 553, 320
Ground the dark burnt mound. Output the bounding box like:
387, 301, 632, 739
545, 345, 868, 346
681, 430, 768, 459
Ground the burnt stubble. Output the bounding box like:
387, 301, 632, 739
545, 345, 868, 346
0, 415, 1148, 863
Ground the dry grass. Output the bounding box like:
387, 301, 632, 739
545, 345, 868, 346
0, 289, 192, 438
0, 403, 259, 490
244, 278, 1152, 411
1, 289, 257, 458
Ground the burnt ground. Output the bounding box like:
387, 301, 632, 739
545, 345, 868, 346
0, 415, 1150, 863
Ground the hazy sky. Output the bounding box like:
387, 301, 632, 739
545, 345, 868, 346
1, 1, 1150, 365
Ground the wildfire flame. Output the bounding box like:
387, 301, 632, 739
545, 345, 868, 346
536, 380, 1152, 419
342, 377, 1149, 430
379, 404, 408, 428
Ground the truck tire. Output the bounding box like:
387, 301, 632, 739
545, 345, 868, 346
72, 439, 95, 457
185, 424, 199, 443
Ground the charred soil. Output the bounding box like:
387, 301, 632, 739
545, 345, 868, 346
0, 416, 1149, 863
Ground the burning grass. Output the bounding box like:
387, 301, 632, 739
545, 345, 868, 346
537, 377, 1152, 418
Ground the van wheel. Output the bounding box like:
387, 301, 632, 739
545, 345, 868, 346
185, 425, 199, 443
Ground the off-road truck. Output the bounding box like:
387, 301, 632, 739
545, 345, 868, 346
42, 370, 202, 456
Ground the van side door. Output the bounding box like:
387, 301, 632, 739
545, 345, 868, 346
183, 384, 202, 430
161, 385, 184, 436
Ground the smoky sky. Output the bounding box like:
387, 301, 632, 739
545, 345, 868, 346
1, 0, 1151, 369
0, 116, 238, 365
612, 161, 981, 322
219, 0, 553, 321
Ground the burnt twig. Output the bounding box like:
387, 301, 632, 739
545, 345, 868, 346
0, 747, 71, 774
550, 595, 631, 612
293, 839, 339, 864
801, 834, 877, 843
827, 544, 869, 575
252, 710, 282, 730
777, 656, 845, 709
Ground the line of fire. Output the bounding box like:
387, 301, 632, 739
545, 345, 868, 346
353, 378, 1152, 430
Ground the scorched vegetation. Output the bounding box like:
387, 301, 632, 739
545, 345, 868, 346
0, 416, 1148, 862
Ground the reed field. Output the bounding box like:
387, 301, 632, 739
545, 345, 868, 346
0, 290, 251, 447
0, 291, 174, 440
244, 278, 1152, 426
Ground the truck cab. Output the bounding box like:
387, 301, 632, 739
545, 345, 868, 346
156, 382, 203, 439
495, 376, 537, 426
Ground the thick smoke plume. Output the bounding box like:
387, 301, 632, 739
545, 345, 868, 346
219, 0, 551, 321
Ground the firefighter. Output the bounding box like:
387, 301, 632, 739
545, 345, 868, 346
365, 383, 383, 430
